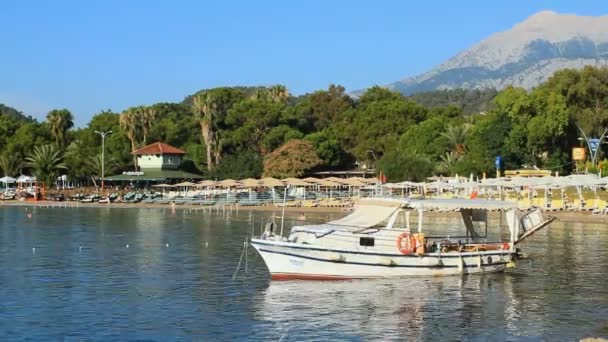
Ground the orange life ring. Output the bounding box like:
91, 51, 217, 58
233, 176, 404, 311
396, 232, 417, 255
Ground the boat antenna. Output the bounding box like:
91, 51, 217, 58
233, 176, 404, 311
279, 186, 288, 237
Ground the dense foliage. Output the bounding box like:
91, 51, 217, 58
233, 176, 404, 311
1, 66, 608, 184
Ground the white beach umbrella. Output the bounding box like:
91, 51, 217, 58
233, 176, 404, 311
0, 176, 16, 183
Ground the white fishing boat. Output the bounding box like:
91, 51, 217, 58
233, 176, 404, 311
251, 198, 553, 280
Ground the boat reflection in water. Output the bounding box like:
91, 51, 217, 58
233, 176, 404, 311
254, 274, 523, 340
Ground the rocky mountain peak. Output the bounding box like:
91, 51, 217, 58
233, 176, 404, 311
384, 11, 608, 95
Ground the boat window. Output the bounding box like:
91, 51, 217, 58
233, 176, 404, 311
359, 237, 375, 247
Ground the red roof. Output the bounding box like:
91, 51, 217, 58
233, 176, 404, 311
132, 142, 186, 155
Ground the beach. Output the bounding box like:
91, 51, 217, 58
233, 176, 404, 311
2, 199, 607, 223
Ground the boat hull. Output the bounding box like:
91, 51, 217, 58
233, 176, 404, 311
251, 239, 512, 280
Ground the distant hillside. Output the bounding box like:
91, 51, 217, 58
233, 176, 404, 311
406, 88, 498, 114
0, 104, 33, 121
384, 11, 608, 94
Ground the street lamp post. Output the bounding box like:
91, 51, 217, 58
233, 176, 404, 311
94, 130, 112, 194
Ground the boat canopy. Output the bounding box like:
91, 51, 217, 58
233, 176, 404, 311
406, 199, 517, 211
327, 199, 403, 228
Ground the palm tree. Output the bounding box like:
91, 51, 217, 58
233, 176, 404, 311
435, 152, 461, 176
0, 154, 23, 177
86, 153, 117, 187
140, 105, 156, 145
24, 144, 67, 188
441, 124, 470, 156
267, 85, 290, 104
119, 108, 140, 169
46, 109, 74, 146
192, 93, 218, 170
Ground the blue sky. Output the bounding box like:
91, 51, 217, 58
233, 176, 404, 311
1, 0, 606, 126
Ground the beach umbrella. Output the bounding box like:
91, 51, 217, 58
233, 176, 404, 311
152, 183, 172, 195
0, 176, 16, 183
281, 178, 311, 187
16, 175, 36, 183
173, 181, 197, 187
259, 177, 285, 203
239, 178, 261, 188
217, 179, 240, 187
324, 177, 349, 185
341, 178, 366, 187
303, 177, 322, 184
196, 180, 217, 187
260, 177, 284, 187
238, 178, 261, 199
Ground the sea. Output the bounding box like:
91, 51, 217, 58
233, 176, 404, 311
0, 205, 606, 341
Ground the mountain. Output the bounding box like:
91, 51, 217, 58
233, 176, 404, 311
0, 104, 33, 122
387, 11, 608, 94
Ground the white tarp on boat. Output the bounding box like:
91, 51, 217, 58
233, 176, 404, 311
328, 199, 403, 228
407, 199, 517, 211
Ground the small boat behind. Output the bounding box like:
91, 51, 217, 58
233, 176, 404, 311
251, 198, 553, 280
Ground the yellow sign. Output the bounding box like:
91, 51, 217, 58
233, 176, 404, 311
572, 147, 586, 161
505, 169, 551, 177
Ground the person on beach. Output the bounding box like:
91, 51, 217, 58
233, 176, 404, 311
298, 212, 306, 221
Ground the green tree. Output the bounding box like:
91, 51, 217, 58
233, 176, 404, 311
441, 124, 470, 156
119, 108, 140, 168
211, 150, 263, 179
435, 152, 462, 176
24, 144, 67, 187
399, 117, 448, 160
377, 150, 433, 182
226, 97, 285, 154
191, 88, 244, 170
46, 109, 74, 147
263, 139, 321, 178
0, 154, 23, 177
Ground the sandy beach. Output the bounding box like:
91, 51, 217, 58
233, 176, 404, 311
2, 199, 607, 223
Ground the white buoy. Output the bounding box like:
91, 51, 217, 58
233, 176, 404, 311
205, 242, 209, 247
126, 244, 130, 248
79, 246, 83, 253
165, 243, 169, 247
32, 247, 36, 254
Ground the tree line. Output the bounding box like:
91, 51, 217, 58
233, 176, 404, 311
0, 66, 607, 186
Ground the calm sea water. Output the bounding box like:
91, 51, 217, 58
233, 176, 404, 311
0, 205, 606, 341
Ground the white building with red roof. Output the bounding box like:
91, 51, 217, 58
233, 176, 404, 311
132, 142, 186, 170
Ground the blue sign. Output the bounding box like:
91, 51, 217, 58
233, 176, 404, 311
495, 156, 502, 168
589, 138, 600, 153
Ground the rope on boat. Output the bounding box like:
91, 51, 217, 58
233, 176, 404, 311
232, 240, 249, 280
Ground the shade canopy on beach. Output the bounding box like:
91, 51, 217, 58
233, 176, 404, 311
152, 183, 172, 188
173, 181, 197, 187
16, 175, 36, 183
260, 177, 284, 187
103, 169, 204, 181
281, 178, 310, 186
239, 178, 261, 188
196, 180, 217, 187
0, 176, 17, 183
316, 179, 341, 187
216, 179, 239, 187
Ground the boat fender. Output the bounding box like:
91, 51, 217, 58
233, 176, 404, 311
477, 255, 482, 268
396, 232, 416, 255
458, 256, 464, 272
